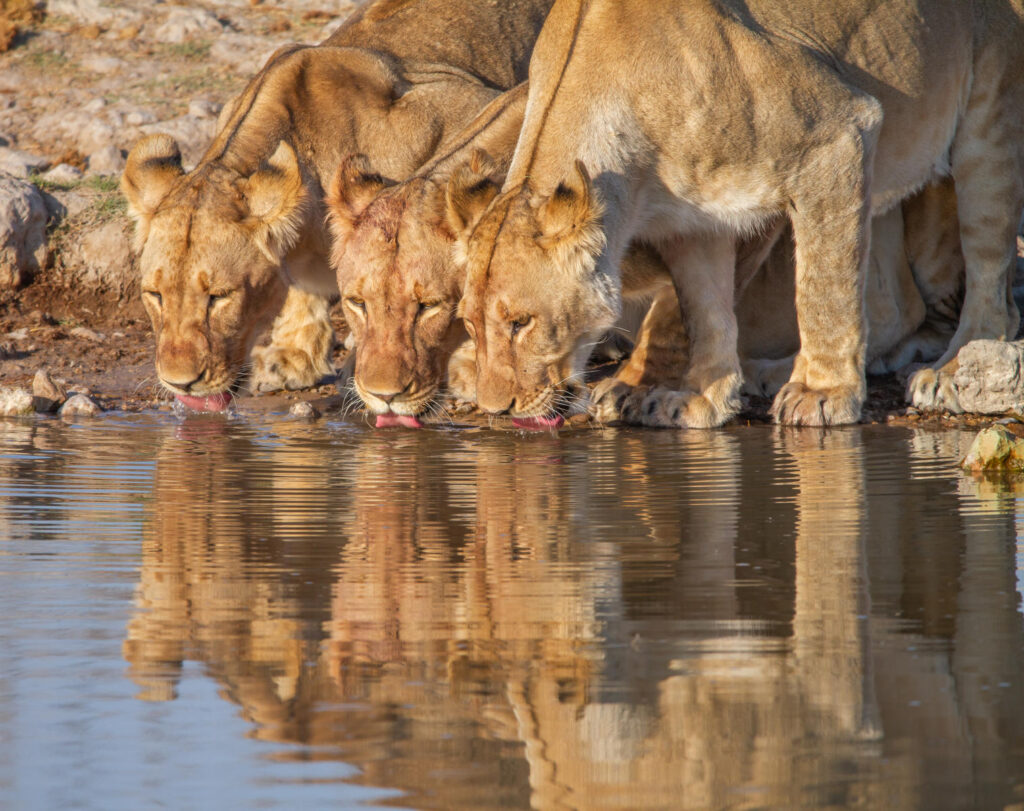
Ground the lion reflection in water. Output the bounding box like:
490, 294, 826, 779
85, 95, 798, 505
122, 427, 1024, 808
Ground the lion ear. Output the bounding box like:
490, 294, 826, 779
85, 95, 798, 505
121, 134, 184, 248
536, 160, 602, 251
325, 154, 391, 250
243, 140, 308, 262
445, 148, 500, 238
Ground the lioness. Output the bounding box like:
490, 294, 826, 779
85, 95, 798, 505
121, 0, 553, 410
330, 82, 961, 429
448, 0, 1024, 428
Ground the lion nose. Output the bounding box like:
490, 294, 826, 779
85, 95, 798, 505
366, 381, 411, 404
162, 371, 205, 392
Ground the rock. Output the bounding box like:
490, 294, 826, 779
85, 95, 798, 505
59, 393, 102, 418
0, 175, 48, 289
154, 8, 223, 43
82, 98, 106, 115
41, 163, 84, 185
81, 55, 125, 74
124, 109, 157, 127
0, 387, 33, 416
66, 219, 134, 296
961, 424, 1024, 472
46, 0, 141, 28
0, 147, 48, 178
69, 326, 105, 343
32, 369, 67, 413
289, 401, 320, 419
87, 144, 125, 176
953, 340, 1024, 414
210, 33, 279, 74
187, 99, 222, 119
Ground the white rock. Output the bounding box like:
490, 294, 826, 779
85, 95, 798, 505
82, 98, 106, 114
46, 0, 141, 28
69, 326, 105, 343
87, 144, 125, 176
210, 33, 280, 74
154, 8, 223, 44
82, 56, 125, 74
59, 393, 102, 418
41, 164, 84, 185
0, 175, 48, 288
289, 401, 320, 419
0, 387, 33, 416
0, 147, 48, 178
187, 99, 222, 119
124, 110, 157, 127
954, 340, 1024, 414
68, 219, 134, 294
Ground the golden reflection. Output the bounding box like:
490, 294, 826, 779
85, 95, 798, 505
121, 423, 1024, 809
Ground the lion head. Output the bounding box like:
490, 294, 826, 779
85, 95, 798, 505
122, 135, 308, 407
327, 152, 502, 424
448, 158, 618, 427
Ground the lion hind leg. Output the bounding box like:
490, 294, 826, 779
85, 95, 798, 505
908, 63, 1024, 412
250, 286, 335, 392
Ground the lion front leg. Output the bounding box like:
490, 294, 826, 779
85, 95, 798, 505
631, 233, 741, 430
250, 286, 335, 392
770, 132, 875, 426
590, 284, 688, 425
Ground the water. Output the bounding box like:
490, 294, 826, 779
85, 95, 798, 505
1, 412, 1023, 810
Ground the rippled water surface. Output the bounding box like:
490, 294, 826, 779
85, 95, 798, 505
2, 412, 1024, 810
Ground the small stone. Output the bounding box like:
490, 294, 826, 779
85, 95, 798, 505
59, 393, 102, 418
0, 341, 13, 359
41, 163, 84, 185
87, 144, 125, 176
70, 326, 105, 342
124, 110, 157, 127
0, 387, 33, 416
32, 369, 67, 413
0, 147, 49, 178
187, 99, 222, 119
82, 98, 106, 114
289, 401, 320, 419
81, 55, 125, 74
0, 176, 48, 289
5, 328, 28, 340
961, 424, 1024, 472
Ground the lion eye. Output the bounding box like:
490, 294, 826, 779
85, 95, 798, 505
417, 300, 441, 315
144, 290, 162, 306
510, 316, 532, 337
345, 296, 367, 313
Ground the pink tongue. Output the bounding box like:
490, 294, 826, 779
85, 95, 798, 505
375, 413, 424, 429
175, 392, 233, 412
512, 415, 565, 431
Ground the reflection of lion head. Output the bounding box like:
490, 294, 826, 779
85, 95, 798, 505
122, 135, 306, 399
327, 157, 474, 419
450, 160, 616, 419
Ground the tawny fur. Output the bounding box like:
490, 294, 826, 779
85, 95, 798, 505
450, 0, 1024, 427
121, 0, 553, 398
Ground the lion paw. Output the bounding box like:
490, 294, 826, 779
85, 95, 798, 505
250, 345, 333, 393
770, 382, 862, 426
634, 386, 730, 429
906, 367, 961, 413
590, 378, 652, 424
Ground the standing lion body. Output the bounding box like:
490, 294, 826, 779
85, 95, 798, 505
450, 0, 1024, 427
